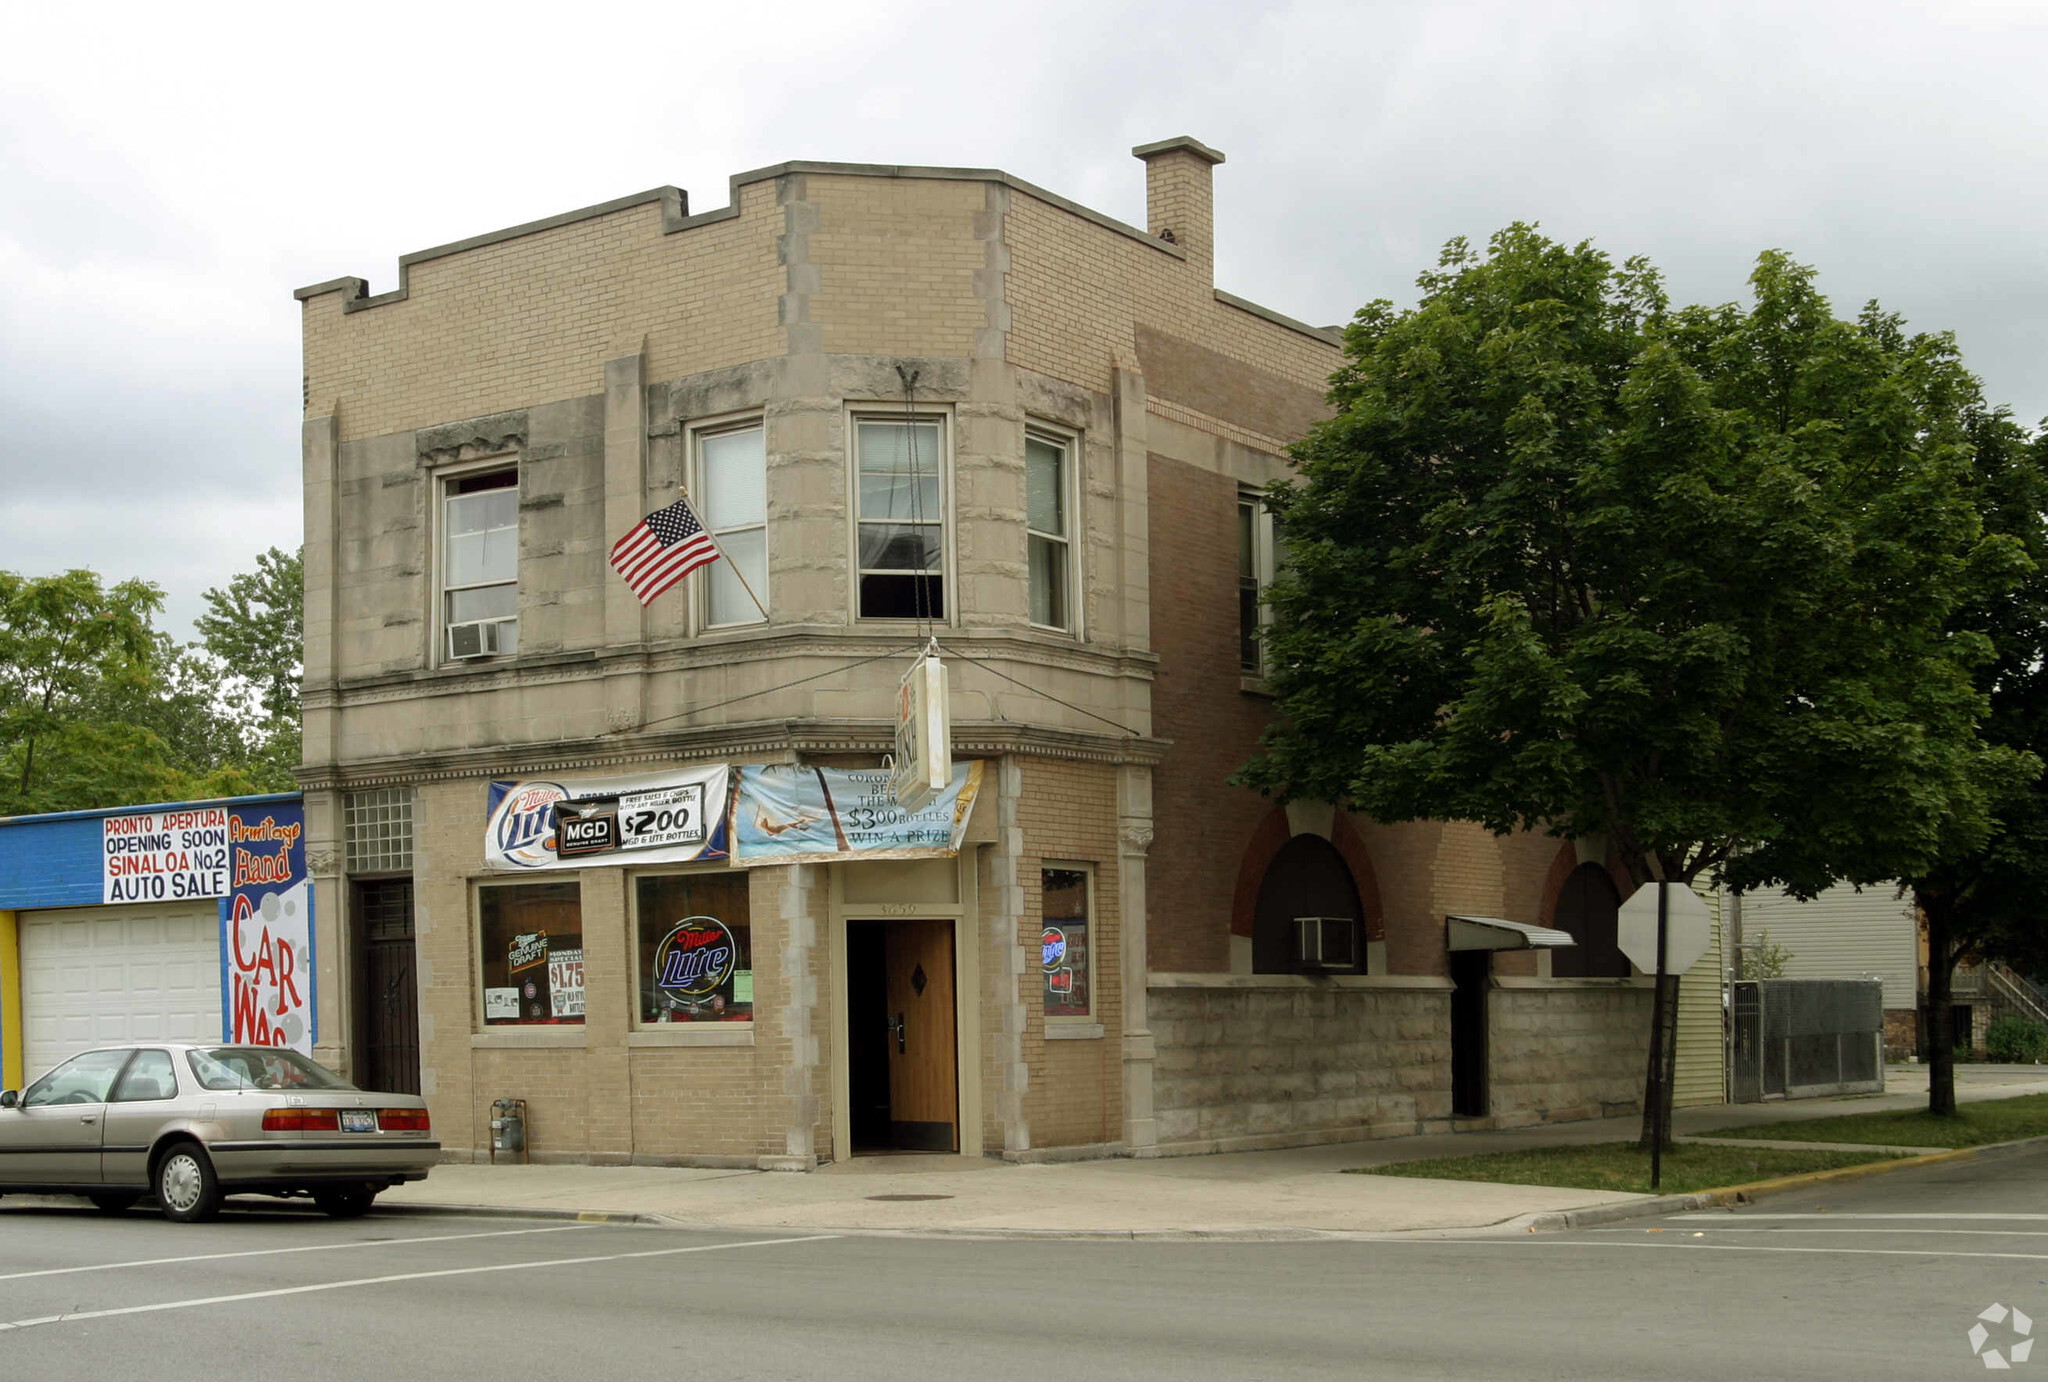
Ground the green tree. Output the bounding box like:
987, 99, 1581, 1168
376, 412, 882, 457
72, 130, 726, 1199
1881, 415, 2048, 1114
0, 569, 165, 813
196, 545, 303, 785
1243, 227, 2028, 1142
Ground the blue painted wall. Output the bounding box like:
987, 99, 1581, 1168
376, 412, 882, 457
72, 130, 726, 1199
0, 794, 302, 909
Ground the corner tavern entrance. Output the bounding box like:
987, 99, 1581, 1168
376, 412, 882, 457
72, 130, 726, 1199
847, 919, 959, 1153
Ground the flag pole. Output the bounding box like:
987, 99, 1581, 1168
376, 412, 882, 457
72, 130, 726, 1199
683, 490, 769, 623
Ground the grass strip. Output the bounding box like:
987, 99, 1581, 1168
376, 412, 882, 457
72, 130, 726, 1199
1346, 1141, 1905, 1195
1694, 1092, 2048, 1150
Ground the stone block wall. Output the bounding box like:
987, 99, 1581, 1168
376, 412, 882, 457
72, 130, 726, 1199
1149, 980, 1453, 1153
1488, 984, 1651, 1126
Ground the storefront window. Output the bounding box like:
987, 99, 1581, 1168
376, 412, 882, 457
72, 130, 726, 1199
1041, 866, 1091, 1020
478, 881, 585, 1025
636, 872, 752, 1023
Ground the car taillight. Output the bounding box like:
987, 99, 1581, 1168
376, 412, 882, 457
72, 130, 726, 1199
261, 1108, 342, 1132
379, 1108, 431, 1133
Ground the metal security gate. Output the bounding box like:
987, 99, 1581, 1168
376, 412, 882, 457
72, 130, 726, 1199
353, 878, 420, 1095
1729, 979, 1883, 1102
1730, 982, 1762, 1103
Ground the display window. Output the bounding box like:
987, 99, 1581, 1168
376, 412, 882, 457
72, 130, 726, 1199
635, 872, 753, 1023
478, 880, 585, 1025
1041, 865, 1093, 1021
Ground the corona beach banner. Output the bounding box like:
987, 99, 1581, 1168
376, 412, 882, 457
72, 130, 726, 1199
732, 762, 983, 866
484, 764, 730, 872
221, 801, 314, 1055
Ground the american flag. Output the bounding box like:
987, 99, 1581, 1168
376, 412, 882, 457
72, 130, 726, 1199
609, 496, 721, 605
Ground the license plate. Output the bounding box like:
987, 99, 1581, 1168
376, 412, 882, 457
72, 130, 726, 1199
339, 1110, 377, 1133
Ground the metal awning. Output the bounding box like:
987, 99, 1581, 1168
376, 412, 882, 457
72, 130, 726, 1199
1446, 915, 1577, 952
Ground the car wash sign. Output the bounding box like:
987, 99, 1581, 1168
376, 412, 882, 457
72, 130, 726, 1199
223, 804, 315, 1056
102, 807, 231, 903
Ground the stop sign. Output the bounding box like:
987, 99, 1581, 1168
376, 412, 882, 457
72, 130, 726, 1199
1616, 882, 1712, 976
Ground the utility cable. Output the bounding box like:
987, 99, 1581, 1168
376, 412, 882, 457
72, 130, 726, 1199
610, 645, 918, 735
937, 640, 1144, 740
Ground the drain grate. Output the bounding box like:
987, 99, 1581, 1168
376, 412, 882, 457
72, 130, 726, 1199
865, 1193, 954, 1202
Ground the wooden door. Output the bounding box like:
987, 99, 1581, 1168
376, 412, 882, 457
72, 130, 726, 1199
354, 879, 421, 1095
882, 919, 957, 1151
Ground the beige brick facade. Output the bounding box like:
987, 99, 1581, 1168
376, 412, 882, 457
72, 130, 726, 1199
301, 137, 1655, 1169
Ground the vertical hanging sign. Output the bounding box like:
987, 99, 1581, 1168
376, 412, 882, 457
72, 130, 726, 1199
892, 644, 951, 813
220, 801, 315, 1055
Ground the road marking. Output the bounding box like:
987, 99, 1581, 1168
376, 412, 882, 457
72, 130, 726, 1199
1427, 1240, 2048, 1263
0, 1224, 600, 1283
1669, 1212, 2048, 1221
0, 1234, 840, 1332
1597, 1236, 2048, 1244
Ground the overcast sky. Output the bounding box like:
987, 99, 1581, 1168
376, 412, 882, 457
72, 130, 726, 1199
4, 0, 2043, 639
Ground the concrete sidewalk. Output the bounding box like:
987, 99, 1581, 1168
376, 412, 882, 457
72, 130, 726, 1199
380, 1064, 2048, 1238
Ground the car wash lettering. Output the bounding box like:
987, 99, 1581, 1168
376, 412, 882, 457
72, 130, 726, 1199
222, 801, 315, 1056
102, 808, 231, 903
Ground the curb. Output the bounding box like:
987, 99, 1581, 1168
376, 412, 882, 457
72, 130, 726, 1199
1514, 1132, 2048, 1234
368, 1133, 2048, 1241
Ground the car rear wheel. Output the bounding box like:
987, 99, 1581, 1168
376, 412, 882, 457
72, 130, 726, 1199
88, 1194, 138, 1214
312, 1185, 379, 1219
155, 1143, 223, 1223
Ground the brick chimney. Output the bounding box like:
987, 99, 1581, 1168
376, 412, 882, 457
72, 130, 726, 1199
1133, 136, 1225, 285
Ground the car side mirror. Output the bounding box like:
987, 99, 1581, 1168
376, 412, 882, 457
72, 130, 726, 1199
0, 1090, 18, 1110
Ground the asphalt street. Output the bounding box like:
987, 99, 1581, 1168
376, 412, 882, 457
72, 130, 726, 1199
4, 1148, 2046, 1381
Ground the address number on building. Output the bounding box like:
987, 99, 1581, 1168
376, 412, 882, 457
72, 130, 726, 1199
619, 783, 708, 850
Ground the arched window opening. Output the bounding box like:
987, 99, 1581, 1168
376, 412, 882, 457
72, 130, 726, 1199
1551, 863, 1630, 978
1252, 835, 1366, 974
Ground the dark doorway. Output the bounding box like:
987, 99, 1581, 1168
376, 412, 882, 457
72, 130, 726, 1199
848, 920, 958, 1153
1450, 950, 1490, 1118
1252, 834, 1366, 974
1551, 863, 1629, 978
352, 878, 421, 1095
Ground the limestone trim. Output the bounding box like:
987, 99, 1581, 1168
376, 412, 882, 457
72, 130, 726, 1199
416, 410, 528, 466
1148, 972, 1453, 991
1492, 975, 1654, 990
311, 628, 1159, 707
1131, 136, 1225, 166
295, 719, 1168, 793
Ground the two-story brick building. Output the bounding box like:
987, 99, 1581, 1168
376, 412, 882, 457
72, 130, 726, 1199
293, 137, 1654, 1168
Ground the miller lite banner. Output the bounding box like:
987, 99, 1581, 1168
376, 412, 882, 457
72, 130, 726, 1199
484, 764, 730, 873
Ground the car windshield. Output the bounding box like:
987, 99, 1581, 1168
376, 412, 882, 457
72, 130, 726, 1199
186, 1047, 357, 1092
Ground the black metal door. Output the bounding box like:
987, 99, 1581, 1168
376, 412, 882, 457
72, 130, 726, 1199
353, 878, 420, 1095
1450, 950, 1489, 1118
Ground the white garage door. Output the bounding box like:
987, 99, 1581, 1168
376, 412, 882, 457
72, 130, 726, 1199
20, 903, 222, 1080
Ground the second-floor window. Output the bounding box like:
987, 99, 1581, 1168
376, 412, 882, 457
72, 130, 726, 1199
698, 423, 767, 627
445, 469, 518, 660
1026, 431, 1071, 631
855, 416, 946, 621
1238, 492, 1265, 673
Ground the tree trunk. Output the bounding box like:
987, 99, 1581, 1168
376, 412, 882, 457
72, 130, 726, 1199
1924, 901, 1957, 1118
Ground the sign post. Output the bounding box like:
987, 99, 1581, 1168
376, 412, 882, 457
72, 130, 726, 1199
1617, 881, 1712, 1189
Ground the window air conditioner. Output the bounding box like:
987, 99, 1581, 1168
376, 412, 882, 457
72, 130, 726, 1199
1294, 916, 1357, 969
448, 619, 505, 660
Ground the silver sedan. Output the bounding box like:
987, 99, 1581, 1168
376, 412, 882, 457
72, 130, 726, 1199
0, 1043, 437, 1222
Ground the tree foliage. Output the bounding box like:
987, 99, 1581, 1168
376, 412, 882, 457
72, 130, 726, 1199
0, 550, 302, 817
1245, 226, 2027, 901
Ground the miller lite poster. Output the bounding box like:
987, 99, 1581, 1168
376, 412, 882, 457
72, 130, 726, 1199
483, 764, 730, 873
219, 801, 315, 1055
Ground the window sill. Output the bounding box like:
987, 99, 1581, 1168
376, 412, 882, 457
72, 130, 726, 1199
1492, 975, 1655, 990
1239, 675, 1272, 697
627, 1026, 756, 1048
1045, 1022, 1105, 1041
471, 1029, 588, 1049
